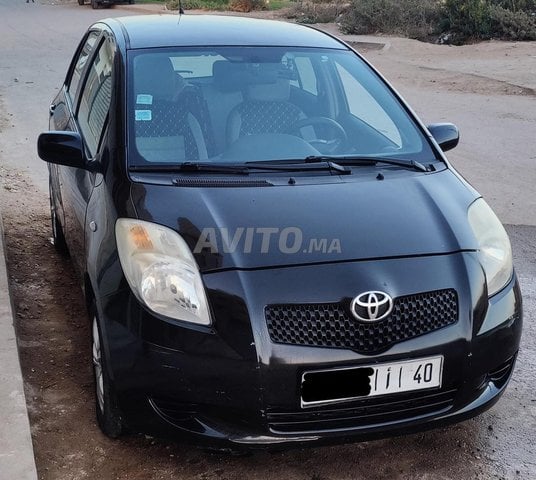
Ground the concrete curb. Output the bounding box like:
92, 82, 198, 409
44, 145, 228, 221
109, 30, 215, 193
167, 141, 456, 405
0, 211, 38, 480
311, 24, 390, 52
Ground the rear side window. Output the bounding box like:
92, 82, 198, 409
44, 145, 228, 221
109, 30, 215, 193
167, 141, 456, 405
169, 54, 226, 79
68, 31, 100, 99
292, 56, 317, 96
77, 38, 114, 156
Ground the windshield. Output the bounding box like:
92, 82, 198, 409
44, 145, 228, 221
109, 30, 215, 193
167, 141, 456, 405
127, 47, 436, 167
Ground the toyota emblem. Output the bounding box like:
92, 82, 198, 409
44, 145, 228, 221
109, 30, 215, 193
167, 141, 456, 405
350, 291, 393, 322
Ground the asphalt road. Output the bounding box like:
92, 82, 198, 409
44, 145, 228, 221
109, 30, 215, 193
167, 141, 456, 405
0, 1, 535, 479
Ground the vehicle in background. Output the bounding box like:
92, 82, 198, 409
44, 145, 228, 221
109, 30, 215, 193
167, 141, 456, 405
78, 0, 134, 10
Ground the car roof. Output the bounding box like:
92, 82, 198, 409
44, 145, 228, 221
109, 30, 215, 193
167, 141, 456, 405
104, 14, 347, 50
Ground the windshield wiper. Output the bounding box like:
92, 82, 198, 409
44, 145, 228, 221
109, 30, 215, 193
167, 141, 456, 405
129, 163, 250, 175
130, 160, 351, 175
304, 155, 429, 172
245, 158, 351, 175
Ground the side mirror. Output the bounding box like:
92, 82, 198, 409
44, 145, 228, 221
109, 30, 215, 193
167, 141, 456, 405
37, 131, 88, 169
427, 123, 459, 152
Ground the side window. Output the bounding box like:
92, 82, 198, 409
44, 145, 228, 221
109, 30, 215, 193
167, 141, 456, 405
78, 38, 114, 156
294, 57, 317, 96
289, 56, 318, 96
68, 31, 100, 99
170, 54, 226, 78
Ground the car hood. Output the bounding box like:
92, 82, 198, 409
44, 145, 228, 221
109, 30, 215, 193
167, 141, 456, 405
130, 169, 480, 273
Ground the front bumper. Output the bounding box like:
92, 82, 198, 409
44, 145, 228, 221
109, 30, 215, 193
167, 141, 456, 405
151, 354, 517, 449
97, 252, 522, 449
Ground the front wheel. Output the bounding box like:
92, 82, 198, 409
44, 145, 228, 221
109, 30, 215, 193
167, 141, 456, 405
78, 0, 84, 5
91, 306, 124, 438
91, 0, 99, 8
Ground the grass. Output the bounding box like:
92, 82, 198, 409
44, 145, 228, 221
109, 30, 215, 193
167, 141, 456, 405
134, 0, 166, 4
266, 0, 291, 10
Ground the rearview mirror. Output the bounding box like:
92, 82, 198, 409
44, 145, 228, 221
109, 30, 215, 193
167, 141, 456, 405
427, 123, 459, 152
37, 131, 88, 169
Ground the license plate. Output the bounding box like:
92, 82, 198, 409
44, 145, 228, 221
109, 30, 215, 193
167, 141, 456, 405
301, 356, 443, 408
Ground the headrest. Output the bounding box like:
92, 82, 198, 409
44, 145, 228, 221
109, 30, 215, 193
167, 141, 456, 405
212, 61, 291, 101
245, 63, 289, 102
212, 60, 246, 92
134, 55, 178, 100
247, 79, 290, 102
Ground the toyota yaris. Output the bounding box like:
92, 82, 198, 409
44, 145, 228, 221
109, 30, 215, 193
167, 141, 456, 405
38, 15, 522, 448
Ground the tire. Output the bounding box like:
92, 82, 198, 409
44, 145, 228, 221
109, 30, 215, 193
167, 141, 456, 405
129, 0, 135, 3
91, 0, 99, 9
49, 183, 68, 255
91, 305, 124, 438
78, 0, 84, 5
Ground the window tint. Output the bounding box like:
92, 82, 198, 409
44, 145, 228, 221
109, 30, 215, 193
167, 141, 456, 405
78, 38, 114, 156
68, 31, 100, 99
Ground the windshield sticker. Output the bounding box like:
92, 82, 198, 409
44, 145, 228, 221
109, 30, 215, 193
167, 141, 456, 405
136, 94, 153, 105
135, 110, 152, 121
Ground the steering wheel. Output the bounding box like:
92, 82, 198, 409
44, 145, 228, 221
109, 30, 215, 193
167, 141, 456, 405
289, 117, 348, 154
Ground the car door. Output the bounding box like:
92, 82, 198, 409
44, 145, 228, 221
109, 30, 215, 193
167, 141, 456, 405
49, 29, 101, 250
53, 33, 115, 275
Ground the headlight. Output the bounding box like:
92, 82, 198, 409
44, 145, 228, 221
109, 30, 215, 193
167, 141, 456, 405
468, 198, 513, 297
115, 219, 211, 325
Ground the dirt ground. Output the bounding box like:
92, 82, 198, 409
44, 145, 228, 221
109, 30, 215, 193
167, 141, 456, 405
0, 1, 535, 479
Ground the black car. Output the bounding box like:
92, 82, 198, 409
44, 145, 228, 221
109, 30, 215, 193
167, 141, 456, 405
38, 15, 522, 449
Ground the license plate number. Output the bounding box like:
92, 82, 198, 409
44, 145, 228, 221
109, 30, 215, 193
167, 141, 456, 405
301, 356, 443, 408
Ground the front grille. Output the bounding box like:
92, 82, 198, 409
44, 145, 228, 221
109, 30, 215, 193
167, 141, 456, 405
267, 388, 457, 434
172, 177, 273, 187
266, 289, 458, 354
150, 398, 198, 424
